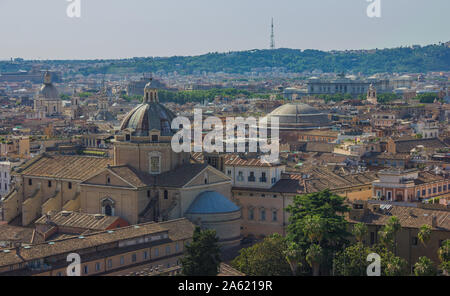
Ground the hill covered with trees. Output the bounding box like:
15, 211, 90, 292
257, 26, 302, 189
2, 43, 449, 75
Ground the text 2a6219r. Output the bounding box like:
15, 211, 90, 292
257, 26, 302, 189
222, 281, 273, 291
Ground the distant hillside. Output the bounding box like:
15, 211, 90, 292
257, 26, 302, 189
2, 43, 450, 75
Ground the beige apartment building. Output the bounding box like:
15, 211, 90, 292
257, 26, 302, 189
348, 201, 449, 270
0, 218, 195, 276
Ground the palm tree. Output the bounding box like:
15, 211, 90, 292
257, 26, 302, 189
379, 216, 401, 253
352, 222, 368, 244
414, 256, 437, 276
438, 239, 449, 276
306, 244, 322, 276
284, 242, 303, 276
303, 215, 324, 244
418, 224, 432, 246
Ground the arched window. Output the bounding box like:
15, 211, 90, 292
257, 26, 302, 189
101, 198, 115, 216
105, 204, 112, 216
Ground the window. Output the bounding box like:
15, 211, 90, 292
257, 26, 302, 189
260, 209, 266, 221
237, 171, 244, 181
438, 186, 442, 193
272, 210, 277, 222
107, 176, 111, 184
227, 170, 231, 176
150, 156, 160, 174
107, 259, 112, 268
175, 242, 179, 252
248, 208, 254, 220
164, 190, 168, 200
422, 189, 426, 196
428, 188, 431, 195
83, 265, 88, 275
376, 191, 381, 198
444, 185, 448, 191
260, 172, 267, 183
125, 134, 131, 141
48, 180, 52, 188
131, 253, 137, 263
120, 256, 124, 265
412, 237, 418, 246
416, 190, 420, 198
151, 135, 159, 142
433, 187, 437, 194
147, 190, 151, 198
370, 232, 375, 245
68, 182, 72, 189
95, 262, 101, 271
166, 246, 171, 255
387, 191, 392, 201
154, 248, 159, 257
143, 251, 148, 260
271, 177, 277, 184
248, 172, 255, 182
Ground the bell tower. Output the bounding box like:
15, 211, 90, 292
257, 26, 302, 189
144, 78, 158, 103
367, 84, 377, 105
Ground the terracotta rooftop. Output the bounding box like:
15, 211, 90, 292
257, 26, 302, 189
101, 163, 212, 188
0, 218, 195, 268
34, 211, 125, 231
347, 203, 450, 231
16, 154, 112, 181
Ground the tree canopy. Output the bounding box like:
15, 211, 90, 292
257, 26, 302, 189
231, 234, 292, 276
181, 227, 221, 276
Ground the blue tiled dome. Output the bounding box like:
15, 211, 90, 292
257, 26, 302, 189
186, 191, 240, 214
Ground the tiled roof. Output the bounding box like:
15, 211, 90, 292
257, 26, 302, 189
347, 204, 450, 231
0, 218, 194, 267
16, 154, 112, 181
91, 163, 211, 189
34, 211, 123, 231
0, 225, 34, 245
224, 155, 279, 167
395, 138, 447, 153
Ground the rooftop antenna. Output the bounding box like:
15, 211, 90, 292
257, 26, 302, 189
270, 17, 275, 50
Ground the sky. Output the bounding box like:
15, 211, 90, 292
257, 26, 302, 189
0, 0, 449, 60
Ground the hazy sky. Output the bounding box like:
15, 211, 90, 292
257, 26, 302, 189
0, 0, 449, 60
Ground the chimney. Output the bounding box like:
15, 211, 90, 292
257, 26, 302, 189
431, 215, 437, 228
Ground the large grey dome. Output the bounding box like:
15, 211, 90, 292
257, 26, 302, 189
267, 103, 330, 126
120, 102, 176, 136
270, 103, 321, 116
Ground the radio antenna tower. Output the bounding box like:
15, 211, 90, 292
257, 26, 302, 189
270, 17, 275, 50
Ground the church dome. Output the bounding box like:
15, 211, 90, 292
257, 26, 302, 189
119, 100, 176, 136
38, 72, 59, 99
270, 103, 321, 116
186, 191, 240, 214
267, 103, 330, 127
120, 78, 176, 137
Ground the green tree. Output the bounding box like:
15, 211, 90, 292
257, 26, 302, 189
302, 215, 325, 244
378, 216, 401, 252
181, 227, 221, 276
414, 256, 437, 276
374, 246, 408, 276
306, 244, 323, 276
286, 190, 350, 275
352, 223, 368, 244
232, 234, 292, 276
333, 243, 371, 276
284, 242, 303, 276
417, 224, 432, 246
438, 239, 450, 276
